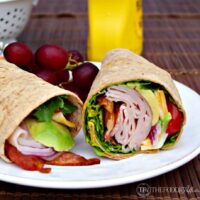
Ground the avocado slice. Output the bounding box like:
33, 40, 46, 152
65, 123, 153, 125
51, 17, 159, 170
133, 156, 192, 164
139, 89, 160, 125
25, 118, 75, 152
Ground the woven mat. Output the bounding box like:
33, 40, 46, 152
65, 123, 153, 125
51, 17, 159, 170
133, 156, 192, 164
143, 0, 200, 17
143, 18, 200, 73
19, 16, 88, 58
2, 0, 200, 199
32, 0, 87, 16
32, 0, 200, 17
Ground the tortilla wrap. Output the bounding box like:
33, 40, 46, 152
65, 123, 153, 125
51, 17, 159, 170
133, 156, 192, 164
83, 48, 186, 159
0, 60, 82, 162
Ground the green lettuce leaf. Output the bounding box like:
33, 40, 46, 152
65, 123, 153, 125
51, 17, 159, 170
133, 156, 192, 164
161, 113, 172, 132
124, 80, 164, 91
93, 146, 105, 157
85, 91, 136, 155
32, 96, 77, 122
62, 103, 77, 115
163, 134, 178, 148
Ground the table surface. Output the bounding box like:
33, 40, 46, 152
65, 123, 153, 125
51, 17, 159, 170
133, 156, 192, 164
1, 0, 200, 199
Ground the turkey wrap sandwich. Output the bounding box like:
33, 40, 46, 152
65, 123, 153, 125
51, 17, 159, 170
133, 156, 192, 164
0, 60, 100, 173
83, 49, 186, 160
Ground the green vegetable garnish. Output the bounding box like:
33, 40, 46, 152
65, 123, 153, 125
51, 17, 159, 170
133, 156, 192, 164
85, 91, 136, 155
32, 96, 77, 122
125, 80, 163, 91
161, 113, 172, 132
163, 134, 178, 148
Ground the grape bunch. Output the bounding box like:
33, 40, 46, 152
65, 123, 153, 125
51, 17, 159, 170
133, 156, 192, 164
3, 42, 99, 102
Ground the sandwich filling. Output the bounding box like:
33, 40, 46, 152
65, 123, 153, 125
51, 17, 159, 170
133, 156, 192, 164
5, 96, 100, 173
85, 81, 184, 157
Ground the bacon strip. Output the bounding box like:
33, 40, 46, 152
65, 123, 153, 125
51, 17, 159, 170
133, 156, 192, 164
5, 142, 100, 173
5, 142, 51, 173
98, 96, 115, 142
46, 152, 100, 166
98, 96, 114, 113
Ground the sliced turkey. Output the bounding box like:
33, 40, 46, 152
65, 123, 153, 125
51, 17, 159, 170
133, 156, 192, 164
105, 85, 152, 151
8, 125, 56, 157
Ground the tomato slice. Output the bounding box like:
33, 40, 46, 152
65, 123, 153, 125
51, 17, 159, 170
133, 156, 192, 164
166, 101, 183, 136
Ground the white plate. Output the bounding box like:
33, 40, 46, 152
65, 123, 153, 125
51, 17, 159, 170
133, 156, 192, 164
0, 70, 200, 189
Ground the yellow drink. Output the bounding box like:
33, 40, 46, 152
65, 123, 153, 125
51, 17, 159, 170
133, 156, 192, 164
87, 0, 143, 61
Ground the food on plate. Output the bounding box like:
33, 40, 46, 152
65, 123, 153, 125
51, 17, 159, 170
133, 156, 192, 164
0, 60, 100, 173
83, 48, 186, 159
3, 42, 33, 68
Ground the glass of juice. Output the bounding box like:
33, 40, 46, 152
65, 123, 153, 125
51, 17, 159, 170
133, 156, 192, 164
87, 0, 143, 61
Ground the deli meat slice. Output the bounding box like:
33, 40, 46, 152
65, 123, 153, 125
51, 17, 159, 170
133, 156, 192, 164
8, 126, 56, 157
105, 86, 152, 151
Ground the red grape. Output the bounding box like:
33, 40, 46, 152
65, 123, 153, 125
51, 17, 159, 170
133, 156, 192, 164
35, 44, 68, 71
26, 61, 39, 73
56, 69, 70, 84
80, 88, 89, 102
3, 42, 33, 68
72, 62, 99, 89
60, 82, 87, 102
67, 50, 84, 69
35, 69, 57, 85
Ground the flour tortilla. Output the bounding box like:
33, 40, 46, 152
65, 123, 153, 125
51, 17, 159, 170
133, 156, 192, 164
0, 60, 82, 162
83, 48, 186, 159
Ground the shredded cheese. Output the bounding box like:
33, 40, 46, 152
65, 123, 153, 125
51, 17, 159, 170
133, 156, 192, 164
52, 111, 75, 128
155, 90, 168, 118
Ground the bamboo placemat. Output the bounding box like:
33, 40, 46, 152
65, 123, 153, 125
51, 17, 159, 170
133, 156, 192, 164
1, 0, 199, 199
19, 16, 200, 74
32, 0, 200, 18
32, 0, 87, 16
143, 18, 200, 73
143, 0, 200, 18
19, 16, 88, 57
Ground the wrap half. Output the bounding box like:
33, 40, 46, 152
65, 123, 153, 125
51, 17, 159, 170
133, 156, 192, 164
83, 49, 186, 160
0, 60, 84, 171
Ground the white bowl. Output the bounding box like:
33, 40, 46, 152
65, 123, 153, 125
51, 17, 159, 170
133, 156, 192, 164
0, 0, 38, 44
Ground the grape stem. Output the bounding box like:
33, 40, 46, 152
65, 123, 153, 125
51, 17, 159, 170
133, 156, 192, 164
66, 58, 83, 70
59, 82, 71, 88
